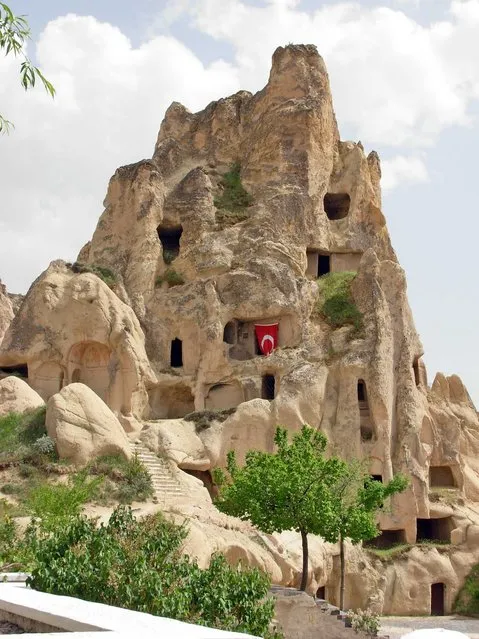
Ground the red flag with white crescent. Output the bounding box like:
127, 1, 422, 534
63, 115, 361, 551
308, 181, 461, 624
254, 323, 279, 356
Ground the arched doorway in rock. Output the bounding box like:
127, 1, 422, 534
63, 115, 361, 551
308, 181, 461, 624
431, 583, 445, 616
67, 341, 112, 403
157, 225, 183, 263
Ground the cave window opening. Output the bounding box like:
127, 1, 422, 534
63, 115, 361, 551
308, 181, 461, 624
429, 466, 456, 488
431, 583, 445, 616
371, 475, 383, 483
360, 425, 374, 442
0, 363, 29, 379
318, 254, 331, 277
357, 380, 367, 402
324, 193, 350, 220
316, 586, 326, 600
364, 529, 407, 549
413, 357, 420, 387
261, 374, 276, 400
223, 321, 237, 345
157, 225, 183, 263
416, 517, 452, 543
170, 338, 183, 368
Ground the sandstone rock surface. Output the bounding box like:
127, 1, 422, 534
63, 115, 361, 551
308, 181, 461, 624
1, 44, 479, 616
0, 376, 44, 417
0, 280, 14, 345
46, 383, 132, 465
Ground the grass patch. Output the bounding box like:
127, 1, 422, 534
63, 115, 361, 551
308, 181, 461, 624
454, 563, 479, 616
89, 454, 153, 504
316, 271, 363, 332
184, 408, 237, 433
155, 268, 185, 288
0, 407, 48, 464
68, 262, 117, 288
214, 162, 253, 219
365, 543, 412, 561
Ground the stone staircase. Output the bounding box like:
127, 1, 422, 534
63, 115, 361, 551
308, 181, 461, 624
129, 441, 186, 500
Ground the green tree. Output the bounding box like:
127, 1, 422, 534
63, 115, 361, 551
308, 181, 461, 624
27, 506, 280, 638
0, 2, 55, 133
329, 461, 408, 610
214, 425, 345, 591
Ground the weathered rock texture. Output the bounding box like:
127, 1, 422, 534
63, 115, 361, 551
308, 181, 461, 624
1, 44, 478, 615
46, 383, 131, 465
0, 280, 13, 345
0, 377, 44, 416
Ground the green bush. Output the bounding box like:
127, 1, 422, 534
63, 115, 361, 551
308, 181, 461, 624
316, 271, 363, 331
214, 162, 253, 214
155, 268, 184, 288
0, 407, 47, 463
347, 608, 380, 637
27, 506, 280, 637
454, 563, 479, 616
89, 455, 153, 504
1, 483, 22, 495
69, 262, 117, 288
25, 470, 102, 527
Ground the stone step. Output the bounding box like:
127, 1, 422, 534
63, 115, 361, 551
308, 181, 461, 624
128, 441, 187, 497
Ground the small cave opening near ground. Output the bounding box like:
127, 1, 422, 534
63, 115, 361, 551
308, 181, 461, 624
324, 193, 350, 220
157, 225, 183, 262
416, 517, 453, 543
261, 374, 276, 400
364, 529, 407, 549
181, 469, 218, 499
0, 363, 28, 379
431, 583, 446, 616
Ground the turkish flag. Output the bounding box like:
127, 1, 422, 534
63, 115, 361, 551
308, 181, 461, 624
255, 323, 279, 356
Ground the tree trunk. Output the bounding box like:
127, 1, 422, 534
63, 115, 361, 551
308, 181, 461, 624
299, 528, 309, 591
339, 533, 345, 611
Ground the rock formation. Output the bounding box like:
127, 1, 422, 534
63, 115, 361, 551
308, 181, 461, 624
0, 377, 44, 416
46, 383, 132, 466
1, 44, 478, 615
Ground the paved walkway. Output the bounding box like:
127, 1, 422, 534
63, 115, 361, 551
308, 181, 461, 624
380, 616, 479, 639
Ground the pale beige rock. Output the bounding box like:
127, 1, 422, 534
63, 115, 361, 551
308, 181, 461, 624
0, 280, 14, 345
1, 43, 479, 617
46, 383, 132, 465
0, 262, 156, 416
0, 376, 44, 416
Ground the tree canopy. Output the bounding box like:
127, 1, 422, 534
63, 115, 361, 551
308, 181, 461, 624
0, 2, 55, 133
214, 425, 408, 599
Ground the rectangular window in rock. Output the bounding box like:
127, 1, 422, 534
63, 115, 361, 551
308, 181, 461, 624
364, 529, 407, 549
261, 374, 276, 400
416, 517, 453, 543
429, 466, 456, 488
170, 338, 183, 368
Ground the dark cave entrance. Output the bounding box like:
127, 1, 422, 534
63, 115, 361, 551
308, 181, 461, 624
416, 517, 453, 543
431, 583, 445, 616
170, 338, 183, 368
0, 363, 28, 379
324, 193, 350, 220
157, 225, 183, 262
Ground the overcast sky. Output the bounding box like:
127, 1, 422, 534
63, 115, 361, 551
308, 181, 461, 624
0, 0, 478, 406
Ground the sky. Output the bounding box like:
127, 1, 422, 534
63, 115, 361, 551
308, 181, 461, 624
0, 0, 478, 406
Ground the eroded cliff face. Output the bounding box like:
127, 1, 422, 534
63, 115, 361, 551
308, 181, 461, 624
1, 44, 478, 615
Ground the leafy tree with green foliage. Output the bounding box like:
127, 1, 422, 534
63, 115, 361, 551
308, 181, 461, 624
27, 506, 281, 637
214, 425, 345, 591
328, 461, 408, 610
0, 3, 55, 133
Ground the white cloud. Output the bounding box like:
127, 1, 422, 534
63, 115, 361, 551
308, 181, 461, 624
3, 2, 479, 293
184, 0, 479, 146
0, 15, 240, 292
381, 155, 429, 191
